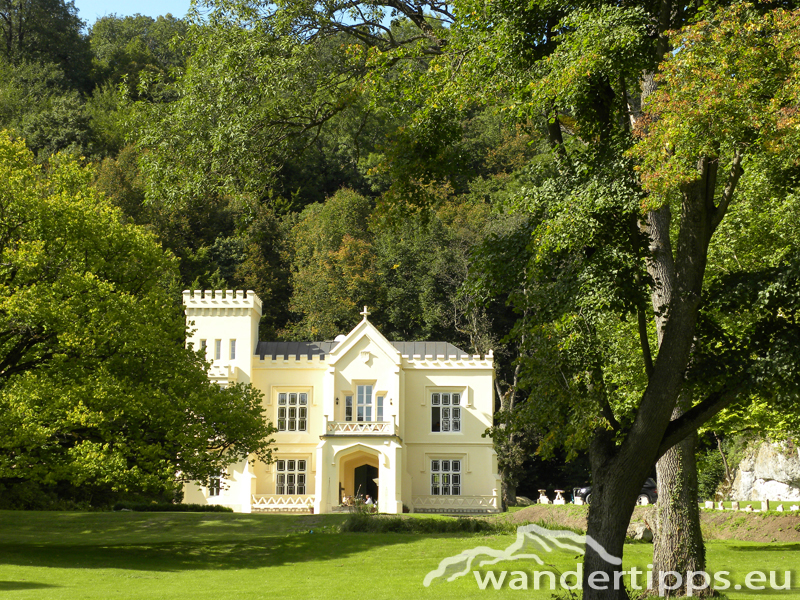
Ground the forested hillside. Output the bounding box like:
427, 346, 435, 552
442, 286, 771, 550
3, 0, 800, 590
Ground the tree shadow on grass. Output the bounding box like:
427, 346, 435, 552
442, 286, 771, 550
0, 533, 419, 572
0, 581, 61, 591
725, 543, 800, 552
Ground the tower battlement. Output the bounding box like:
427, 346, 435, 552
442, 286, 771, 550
183, 290, 262, 314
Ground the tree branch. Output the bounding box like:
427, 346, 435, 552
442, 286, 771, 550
711, 149, 744, 233
656, 385, 742, 459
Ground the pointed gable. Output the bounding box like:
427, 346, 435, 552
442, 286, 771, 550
328, 310, 401, 367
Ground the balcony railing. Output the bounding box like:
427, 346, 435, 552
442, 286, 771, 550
251, 494, 315, 512
325, 420, 397, 436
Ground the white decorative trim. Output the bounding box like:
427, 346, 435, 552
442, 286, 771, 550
252, 494, 315, 512
411, 495, 499, 514
326, 421, 397, 436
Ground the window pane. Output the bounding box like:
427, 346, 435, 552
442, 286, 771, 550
452, 474, 460, 485
278, 420, 286, 430
278, 408, 286, 418
431, 407, 441, 432
442, 407, 450, 419
288, 420, 296, 431
452, 420, 461, 432
441, 420, 450, 432
346, 396, 352, 407
299, 420, 306, 431
289, 407, 296, 419
299, 393, 307, 405
289, 393, 297, 405
431, 460, 440, 472
230, 339, 236, 359
277, 461, 285, 471
441, 460, 450, 472
279, 393, 287, 405
452, 393, 460, 405
431, 393, 440, 405
441, 393, 450, 405
452, 486, 460, 495
451, 460, 461, 472
345, 406, 352, 421
298, 461, 306, 471
287, 460, 295, 471
452, 407, 461, 419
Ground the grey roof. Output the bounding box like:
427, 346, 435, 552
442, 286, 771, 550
255, 340, 467, 360
255, 341, 338, 360
389, 341, 467, 357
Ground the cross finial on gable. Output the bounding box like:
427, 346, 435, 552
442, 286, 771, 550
360, 306, 371, 320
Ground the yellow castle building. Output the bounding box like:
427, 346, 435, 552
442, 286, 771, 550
181, 290, 500, 514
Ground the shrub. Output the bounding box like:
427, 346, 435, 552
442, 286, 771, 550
340, 513, 515, 534
112, 502, 233, 513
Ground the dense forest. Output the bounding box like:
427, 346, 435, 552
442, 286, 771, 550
2, 0, 800, 595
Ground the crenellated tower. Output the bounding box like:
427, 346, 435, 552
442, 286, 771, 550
183, 290, 262, 384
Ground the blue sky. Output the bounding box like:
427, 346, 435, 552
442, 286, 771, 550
73, 0, 194, 25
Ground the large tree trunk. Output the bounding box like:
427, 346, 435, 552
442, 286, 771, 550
502, 478, 517, 507
583, 433, 649, 600
583, 161, 717, 600
651, 407, 707, 596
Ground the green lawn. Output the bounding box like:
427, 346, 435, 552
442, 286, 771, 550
0, 511, 797, 600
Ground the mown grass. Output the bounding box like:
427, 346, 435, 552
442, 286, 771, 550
0, 511, 797, 600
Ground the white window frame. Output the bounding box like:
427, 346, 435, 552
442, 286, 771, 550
430, 459, 461, 495
431, 391, 463, 433
344, 385, 386, 422
208, 472, 224, 497
214, 339, 221, 360
275, 459, 307, 495
277, 392, 308, 432
230, 339, 236, 360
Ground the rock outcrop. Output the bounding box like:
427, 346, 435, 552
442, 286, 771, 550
729, 442, 800, 501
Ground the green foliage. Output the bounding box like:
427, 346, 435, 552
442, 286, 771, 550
135, 11, 364, 207
285, 189, 377, 339
696, 449, 726, 501
90, 13, 189, 99
630, 4, 800, 202
0, 0, 92, 91
0, 133, 276, 499
0, 60, 91, 157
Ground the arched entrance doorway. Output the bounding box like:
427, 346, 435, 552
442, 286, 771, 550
353, 464, 378, 501
337, 447, 380, 504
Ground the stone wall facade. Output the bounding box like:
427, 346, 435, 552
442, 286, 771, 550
729, 441, 800, 501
